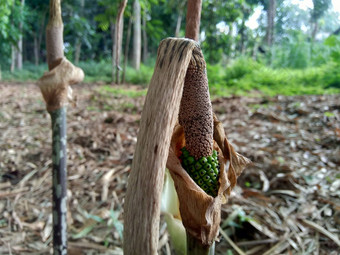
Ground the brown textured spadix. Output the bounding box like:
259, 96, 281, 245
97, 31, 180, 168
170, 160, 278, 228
179, 47, 213, 160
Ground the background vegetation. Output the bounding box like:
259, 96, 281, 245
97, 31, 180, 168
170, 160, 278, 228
1, 0, 339, 96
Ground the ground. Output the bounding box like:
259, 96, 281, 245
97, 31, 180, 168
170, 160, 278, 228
0, 82, 339, 255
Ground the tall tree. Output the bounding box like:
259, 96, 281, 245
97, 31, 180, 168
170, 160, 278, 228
115, 0, 128, 83
132, 0, 141, 70
16, 0, 25, 70
142, 7, 147, 63
96, 0, 128, 82
201, 0, 243, 63
311, 0, 331, 40
266, 0, 276, 47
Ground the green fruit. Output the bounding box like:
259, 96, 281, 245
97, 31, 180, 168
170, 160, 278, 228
180, 147, 220, 197
199, 157, 208, 165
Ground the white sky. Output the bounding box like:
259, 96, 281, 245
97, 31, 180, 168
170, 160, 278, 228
245, 0, 340, 30
292, 0, 340, 12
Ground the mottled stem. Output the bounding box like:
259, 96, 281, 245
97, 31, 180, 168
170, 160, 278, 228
187, 232, 215, 255
50, 107, 68, 255
46, 0, 64, 70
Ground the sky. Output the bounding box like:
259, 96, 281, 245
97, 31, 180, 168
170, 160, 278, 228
246, 0, 340, 30
292, 0, 340, 12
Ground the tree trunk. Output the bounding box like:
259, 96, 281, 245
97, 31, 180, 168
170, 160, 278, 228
16, 0, 25, 70
10, 0, 16, 72
311, 21, 318, 41
34, 35, 39, 66
111, 21, 116, 82
11, 45, 16, 72
115, 0, 128, 84
37, 11, 47, 65
185, 0, 202, 41
74, 38, 81, 64
123, 16, 132, 83
17, 37, 23, 70
132, 0, 141, 70
266, 0, 276, 47
142, 8, 148, 63
175, 10, 183, 37
74, 0, 84, 65
237, 17, 246, 55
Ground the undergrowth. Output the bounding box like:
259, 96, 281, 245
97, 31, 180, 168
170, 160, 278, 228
208, 58, 340, 97
1, 58, 339, 97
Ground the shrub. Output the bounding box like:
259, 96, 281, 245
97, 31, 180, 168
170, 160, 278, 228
124, 64, 153, 86
224, 57, 262, 85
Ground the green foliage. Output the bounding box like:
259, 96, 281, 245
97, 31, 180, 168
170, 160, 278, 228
324, 35, 340, 64
2, 61, 153, 87
0, 0, 13, 39
272, 31, 335, 69
206, 58, 340, 96
95, 0, 120, 31
201, 0, 246, 64
78, 61, 112, 82
1, 63, 46, 80
273, 32, 310, 69
323, 62, 340, 88
124, 64, 153, 86
311, 0, 331, 21
225, 57, 262, 82
206, 64, 225, 93
0, 0, 28, 66
99, 86, 147, 98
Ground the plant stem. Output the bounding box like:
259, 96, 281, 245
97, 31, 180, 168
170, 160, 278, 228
50, 107, 68, 254
187, 231, 215, 255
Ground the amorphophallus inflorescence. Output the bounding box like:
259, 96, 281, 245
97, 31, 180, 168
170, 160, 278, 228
124, 37, 250, 255
166, 41, 251, 254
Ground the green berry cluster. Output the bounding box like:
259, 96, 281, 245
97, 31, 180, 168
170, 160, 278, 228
180, 147, 220, 197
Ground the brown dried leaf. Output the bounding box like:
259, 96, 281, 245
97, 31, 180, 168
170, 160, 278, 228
166, 115, 250, 245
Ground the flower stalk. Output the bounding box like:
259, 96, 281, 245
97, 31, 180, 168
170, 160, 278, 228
37, 1, 84, 254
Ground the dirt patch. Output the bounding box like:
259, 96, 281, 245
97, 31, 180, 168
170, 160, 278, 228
0, 82, 339, 254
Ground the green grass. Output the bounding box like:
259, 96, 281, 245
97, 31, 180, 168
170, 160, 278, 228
1, 58, 339, 97
1, 64, 46, 81
207, 58, 340, 97
98, 85, 147, 98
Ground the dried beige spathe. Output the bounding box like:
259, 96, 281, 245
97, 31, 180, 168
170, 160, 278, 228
37, 57, 84, 112
167, 115, 251, 245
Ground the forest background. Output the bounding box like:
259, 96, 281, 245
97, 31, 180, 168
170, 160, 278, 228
1, 0, 340, 96
1, 0, 340, 254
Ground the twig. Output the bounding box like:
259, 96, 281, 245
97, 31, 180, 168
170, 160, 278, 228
237, 238, 278, 247
0, 188, 30, 198
219, 227, 246, 255
301, 219, 340, 247
262, 232, 293, 255
245, 245, 266, 255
